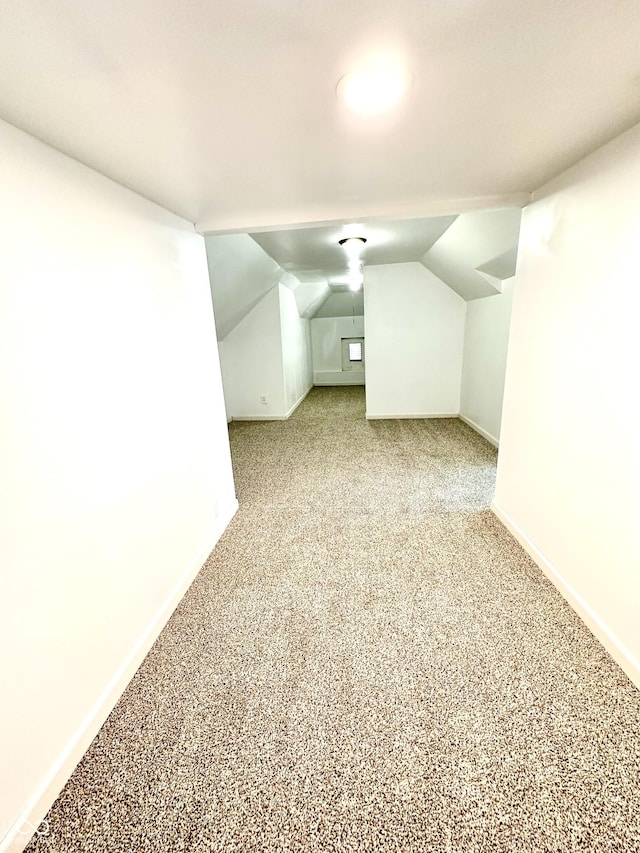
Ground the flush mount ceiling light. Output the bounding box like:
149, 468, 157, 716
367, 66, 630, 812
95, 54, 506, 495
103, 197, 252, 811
337, 67, 409, 115
338, 236, 367, 291
338, 236, 367, 255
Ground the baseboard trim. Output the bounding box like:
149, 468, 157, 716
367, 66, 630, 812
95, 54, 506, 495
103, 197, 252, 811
284, 383, 313, 419
314, 380, 365, 386
366, 412, 458, 420
231, 385, 314, 422
1, 498, 239, 853
231, 415, 289, 421
458, 414, 499, 448
313, 370, 365, 387
491, 500, 640, 690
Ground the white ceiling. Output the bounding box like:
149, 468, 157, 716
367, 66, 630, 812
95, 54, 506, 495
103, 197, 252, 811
205, 205, 521, 332
1, 0, 639, 233
249, 206, 521, 302
251, 217, 456, 285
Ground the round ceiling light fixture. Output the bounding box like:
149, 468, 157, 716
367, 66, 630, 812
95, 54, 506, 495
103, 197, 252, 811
338, 236, 367, 291
337, 67, 410, 115
338, 236, 367, 253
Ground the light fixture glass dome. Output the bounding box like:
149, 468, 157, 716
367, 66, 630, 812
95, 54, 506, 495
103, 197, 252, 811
339, 236, 367, 260
339, 234, 366, 290
337, 67, 409, 115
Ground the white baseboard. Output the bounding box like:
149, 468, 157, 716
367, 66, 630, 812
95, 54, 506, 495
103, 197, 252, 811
491, 501, 640, 690
231, 414, 289, 421
313, 370, 365, 386
231, 385, 313, 422
366, 412, 458, 420
458, 414, 499, 448
284, 383, 313, 419
314, 380, 365, 386
1, 498, 239, 853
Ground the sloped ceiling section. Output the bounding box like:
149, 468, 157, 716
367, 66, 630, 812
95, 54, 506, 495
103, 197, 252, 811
251, 217, 456, 283
420, 208, 522, 300
314, 292, 364, 319
296, 283, 332, 319
246, 208, 522, 313
477, 246, 519, 280
205, 233, 335, 336
248, 216, 459, 320
206, 207, 522, 332
205, 233, 286, 339
278, 271, 332, 319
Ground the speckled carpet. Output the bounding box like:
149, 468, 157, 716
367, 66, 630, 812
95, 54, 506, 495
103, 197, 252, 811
27, 387, 640, 852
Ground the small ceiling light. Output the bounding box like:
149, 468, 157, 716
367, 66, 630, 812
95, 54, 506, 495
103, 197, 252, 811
337, 67, 409, 115
338, 236, 367, 259
339, 235, 366, 291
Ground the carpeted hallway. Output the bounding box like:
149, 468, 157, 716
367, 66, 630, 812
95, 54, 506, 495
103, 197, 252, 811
27, 387, 640, 852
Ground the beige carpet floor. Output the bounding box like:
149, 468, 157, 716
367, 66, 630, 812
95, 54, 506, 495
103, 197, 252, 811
27, 387, 640, 852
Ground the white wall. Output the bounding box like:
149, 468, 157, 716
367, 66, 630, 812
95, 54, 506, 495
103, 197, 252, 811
218, 284, 312, 420
0, 120, 238, 851
460, 279, 515, 446
311, 316, 365, 385
364, 263, 466, 417
279, 285, 313, 415
218, 286, 286, 418
494, 123, 640, 688
205, 233, 283, 340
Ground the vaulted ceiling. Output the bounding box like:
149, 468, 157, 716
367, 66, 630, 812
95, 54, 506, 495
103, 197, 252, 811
1, 0, 639, 235
205, 205, 522, 331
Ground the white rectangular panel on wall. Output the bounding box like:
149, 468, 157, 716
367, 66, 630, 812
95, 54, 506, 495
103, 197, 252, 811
364, 262, 465, 418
